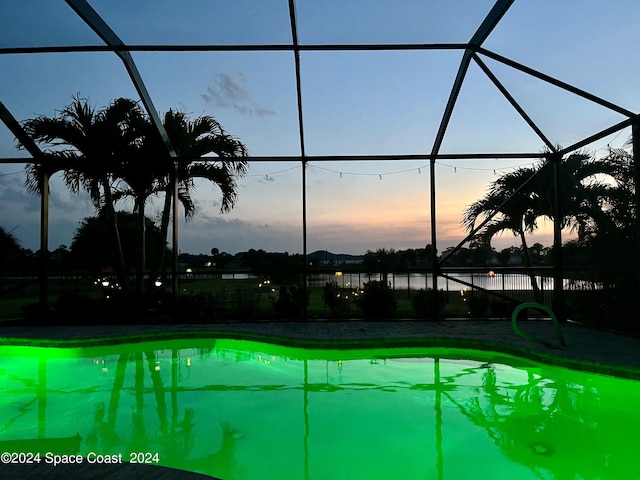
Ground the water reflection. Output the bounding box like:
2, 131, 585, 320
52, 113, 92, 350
0, 341, 639, 479
445, 363, 635, 479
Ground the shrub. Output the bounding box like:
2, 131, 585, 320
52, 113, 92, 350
462, 290, 489, 318
322, 281, 350, 317
272, 284, 309, 319
50, 289, 174, 324
229, 286, 261, 318
355, 280, 397, 319
488, 299, 516, 319
176, 290, 226, 321
411, 288, 446, 320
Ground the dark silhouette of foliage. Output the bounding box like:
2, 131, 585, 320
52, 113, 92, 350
463, 150, 627, 304
362, 248, 398, 284
229, 286, 261, 318
462, 290, 489, 318
322, 281, 349, 317
240, 249, 303, 283
175, 290, 226, 321
411, 288, 446, 320
151, 110, 249, 279
355, 280, 397, 318
22, 95, 145, 288
0, 227, 35, 274
21, 96, 249, 296
488, 299, 517, 319
272, 285, 308, 319
70, 211, 168, 274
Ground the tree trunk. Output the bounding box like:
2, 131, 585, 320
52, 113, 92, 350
136, 195, 146, 297
102, 176, 127, 291
519, 229, 542, 303
150, 181, 173, 286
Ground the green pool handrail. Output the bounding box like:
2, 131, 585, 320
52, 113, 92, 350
511, 302, 566, 348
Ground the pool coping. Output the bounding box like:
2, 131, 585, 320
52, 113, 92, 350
2, 320, 640, 380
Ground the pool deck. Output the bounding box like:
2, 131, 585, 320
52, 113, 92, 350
1, 319, 639, 479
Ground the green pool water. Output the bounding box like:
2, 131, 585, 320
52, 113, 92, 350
1, 338, 639, 480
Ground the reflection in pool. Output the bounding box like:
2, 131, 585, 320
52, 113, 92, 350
0, 339, 639, 479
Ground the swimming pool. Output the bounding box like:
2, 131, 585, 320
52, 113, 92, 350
1, 338, 639, 479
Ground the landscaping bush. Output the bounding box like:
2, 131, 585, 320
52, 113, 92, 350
322, 281, 349, 317
45, 290, 174, 325
489, 299, 516, 319
229, 286, 261, 318
461, 290, 489, 318
355, 280, 397, 319
177, 290, 226, 321
272, 284, 309, 319
411, 288, 446, 320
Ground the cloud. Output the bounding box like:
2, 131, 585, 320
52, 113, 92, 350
178, 215, 301, 254
0, 170, 97, 250
201, 73, 276, 117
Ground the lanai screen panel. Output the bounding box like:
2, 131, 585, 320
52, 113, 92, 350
0, 0, 638, 257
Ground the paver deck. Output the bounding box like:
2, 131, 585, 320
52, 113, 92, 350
1, 319, 639, 479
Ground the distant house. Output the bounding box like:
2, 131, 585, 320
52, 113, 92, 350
307, 250, 364, 267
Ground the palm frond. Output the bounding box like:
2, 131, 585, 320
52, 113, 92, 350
186, 162, 238, 214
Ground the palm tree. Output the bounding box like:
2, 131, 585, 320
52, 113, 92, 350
152, 110, 249, 278
108, 109, 248, 292
588, 146, 637, 237
570, 146, 639, 304
463, 151, 619, 302
111, 108, 167, 294
533, 152, 615, 241
22, 95, 143, 289
463, 165, 545, 300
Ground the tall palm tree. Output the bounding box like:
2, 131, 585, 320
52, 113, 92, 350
111, 107, 167, 294
533, 152, 615, 241
463, 165, 544, 300
152, 110, 249, 278
589, 146, 637, 237
463, 151, 618, 302
22, 95, 143, 288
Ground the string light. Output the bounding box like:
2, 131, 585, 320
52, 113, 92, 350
246, 165, 301, 178
246, 159, 548, 182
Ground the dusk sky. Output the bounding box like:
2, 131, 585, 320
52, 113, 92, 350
1, 0, 638, 255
